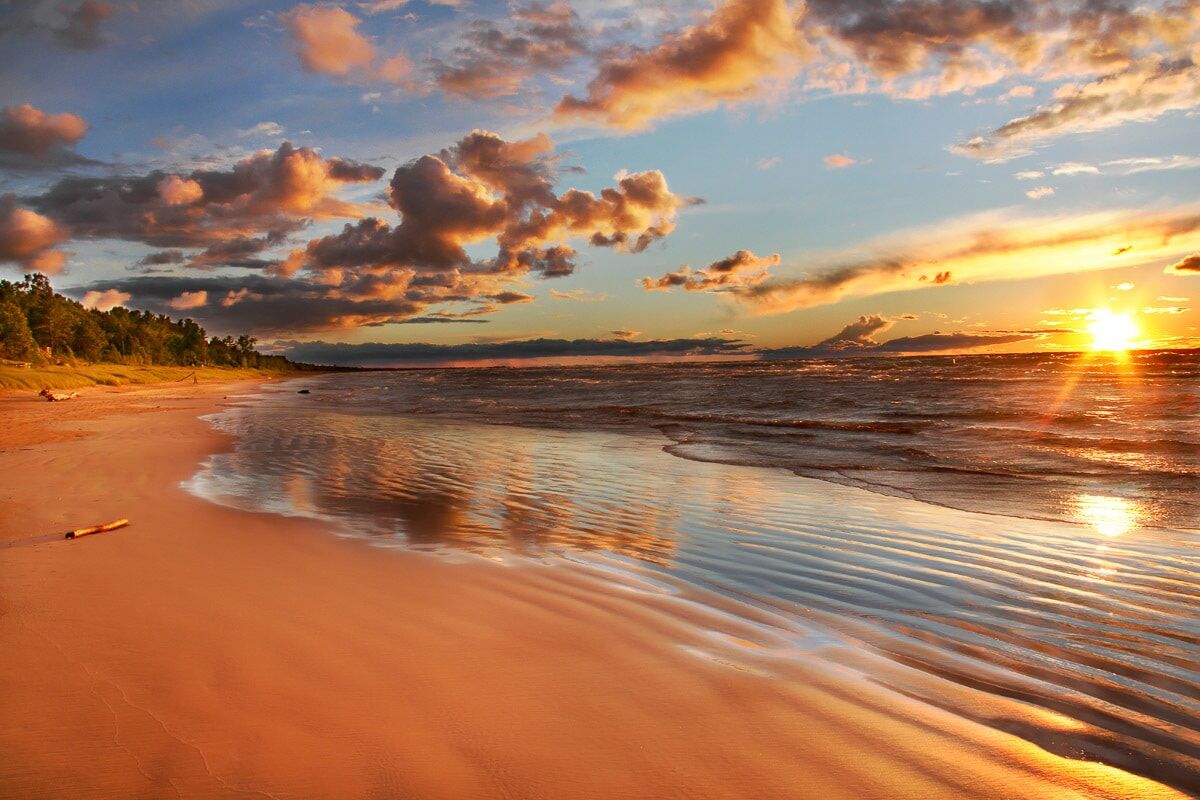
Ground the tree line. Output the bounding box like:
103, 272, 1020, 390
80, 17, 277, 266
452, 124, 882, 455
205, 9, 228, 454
0, 273, 310, 370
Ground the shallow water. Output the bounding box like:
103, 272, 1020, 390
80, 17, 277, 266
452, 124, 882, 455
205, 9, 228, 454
187, 359, 1200, 791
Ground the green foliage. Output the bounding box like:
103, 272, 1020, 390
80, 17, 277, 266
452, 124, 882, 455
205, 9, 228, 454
0, 272, 308, 372
0, 300, 38, 361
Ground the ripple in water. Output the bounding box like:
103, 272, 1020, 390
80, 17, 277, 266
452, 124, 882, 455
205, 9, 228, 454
188, 361, 1200, 792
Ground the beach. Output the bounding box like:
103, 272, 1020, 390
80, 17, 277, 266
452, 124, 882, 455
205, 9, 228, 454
0, 379, 1190, 799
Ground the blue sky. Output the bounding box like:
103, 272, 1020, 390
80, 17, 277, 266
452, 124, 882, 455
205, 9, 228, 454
2, 0, 1199, 362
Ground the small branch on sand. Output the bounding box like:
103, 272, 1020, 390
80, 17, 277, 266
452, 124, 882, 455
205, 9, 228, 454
65, 519, 130, 540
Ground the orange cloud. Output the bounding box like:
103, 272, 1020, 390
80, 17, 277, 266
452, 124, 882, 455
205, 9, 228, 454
0, 194, 68, 274
31, 142, 384, 254
157, 175, 204, 205
730, 204, 1200, 314
282, 4, 410, 84
80, 288, 131, 311
555, 0, 804, 129
168, 290, 208, 310
299, 131, 692, 282
823, 153, 856, 169
0, 103, 91, 169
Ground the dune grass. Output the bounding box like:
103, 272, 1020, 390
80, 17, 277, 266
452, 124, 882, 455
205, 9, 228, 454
0, 363, 299, 393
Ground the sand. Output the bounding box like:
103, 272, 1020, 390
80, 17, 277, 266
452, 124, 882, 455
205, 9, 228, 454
0, 381, 1185, 799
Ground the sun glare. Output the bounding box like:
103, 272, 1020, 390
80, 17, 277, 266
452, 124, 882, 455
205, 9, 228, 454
1087, 309, 1140, 352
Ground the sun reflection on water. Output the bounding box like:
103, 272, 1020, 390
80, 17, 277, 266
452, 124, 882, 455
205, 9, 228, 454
1072, 494, 1142, 537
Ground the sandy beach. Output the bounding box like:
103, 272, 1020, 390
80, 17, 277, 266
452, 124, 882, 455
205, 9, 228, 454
0, 380, 1186, 799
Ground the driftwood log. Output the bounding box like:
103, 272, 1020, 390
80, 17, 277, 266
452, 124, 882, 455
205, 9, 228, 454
65, 519, 130, 540
39, 388, 78, 402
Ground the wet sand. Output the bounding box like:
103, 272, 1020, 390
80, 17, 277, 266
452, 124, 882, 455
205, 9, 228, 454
0, 382, 1185, 799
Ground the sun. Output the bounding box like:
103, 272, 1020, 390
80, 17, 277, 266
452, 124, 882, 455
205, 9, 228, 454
1087, 309, 1140, 352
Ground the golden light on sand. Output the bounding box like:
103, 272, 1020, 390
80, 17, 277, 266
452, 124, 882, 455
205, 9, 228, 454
1073, 494, 1140, 537
1087, 309, 1140, 352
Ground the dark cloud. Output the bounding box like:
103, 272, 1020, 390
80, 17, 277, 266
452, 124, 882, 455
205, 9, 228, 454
642, 249, 780, 291
29, 142, 383, 250
56, 0, 112, 50
869, 331, 1038, 352
65, 268, 533, 334
0, 1, 114, 50
278, 335, 751, 367
761, 318, 1039, 358
814, 313, 893, 349
139, 250, 186, 266
295, 131, 691, 281
1167, 253, 1200, 274
434, 2, 587, 99
0, 103, 96, 171
806, 0, 1039, 80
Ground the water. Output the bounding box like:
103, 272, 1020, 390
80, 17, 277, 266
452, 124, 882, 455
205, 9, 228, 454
187, 352, 1200, 792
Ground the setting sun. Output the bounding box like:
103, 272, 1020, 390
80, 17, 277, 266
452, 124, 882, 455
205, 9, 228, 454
1088, 310, 1140, 352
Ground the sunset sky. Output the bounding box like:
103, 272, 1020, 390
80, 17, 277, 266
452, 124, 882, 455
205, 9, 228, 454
2, 0, 1199, 364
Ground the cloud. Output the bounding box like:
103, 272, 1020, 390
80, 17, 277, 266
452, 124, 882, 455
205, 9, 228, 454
237, 121, 285, 138
1025, 185, 1054, 199
1103, 155, 1200, 175
295, 131, 692, 285
67, 271, 532, 334
79, 288, 130, 311
823, 153, 857, 169
433, 2, 587, 99
555, 0, 803, 129
168, 290, 208, 310
0, 0, 114, 50
30, 142, 384, 251
1052, 162, 1100, 176
756, 156, 782, 170
1036, 155, 1200, 179
56, 0, 113, 50
282, 4, 411, 85
278, 335, 751, 366
549, 288, 607, 301
953, 58, 1200, 161
868, 331, 1037, 353
729, 204, 1200, 314
803, 0, 1197, 100
0, 194, 68, 274
1167, 253, 1200, 274
610, 329, 640, 339
761, 321, 1038, 359
642, 249, 780, 292
0, 103, 94, 171
814, 313, 893, 349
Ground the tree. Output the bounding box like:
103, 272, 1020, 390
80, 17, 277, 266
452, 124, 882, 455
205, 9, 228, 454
0, 272, 307, 371
0, 301, 38, 361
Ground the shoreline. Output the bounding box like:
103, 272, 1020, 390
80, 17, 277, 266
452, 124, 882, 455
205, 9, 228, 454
0, 381, 1185, 799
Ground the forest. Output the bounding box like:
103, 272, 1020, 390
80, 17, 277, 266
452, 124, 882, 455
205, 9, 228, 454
0, 273, 305, 370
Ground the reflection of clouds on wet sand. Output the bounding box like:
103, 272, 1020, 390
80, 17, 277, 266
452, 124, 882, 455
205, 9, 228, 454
200, 409, 681, 563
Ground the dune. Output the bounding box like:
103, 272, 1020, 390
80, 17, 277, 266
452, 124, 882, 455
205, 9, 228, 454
0, 382, 1183, 799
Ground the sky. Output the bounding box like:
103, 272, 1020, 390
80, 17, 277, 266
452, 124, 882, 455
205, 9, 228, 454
1, 0, 1199, 365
